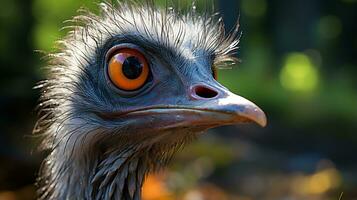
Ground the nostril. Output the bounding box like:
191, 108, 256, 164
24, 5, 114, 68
193, 85, 219, 99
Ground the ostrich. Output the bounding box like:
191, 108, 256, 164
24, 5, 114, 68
34, 1, 267, 199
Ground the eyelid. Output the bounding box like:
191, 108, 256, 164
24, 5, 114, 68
105, 43, 148, 63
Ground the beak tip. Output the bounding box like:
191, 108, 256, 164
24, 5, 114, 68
244, 107, 267, 128
255, 108, 268, 128
257, 115, 268, 127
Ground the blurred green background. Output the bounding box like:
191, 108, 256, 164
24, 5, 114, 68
0, 0, 356, 199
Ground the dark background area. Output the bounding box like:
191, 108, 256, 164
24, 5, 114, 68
0, 0, 356, 199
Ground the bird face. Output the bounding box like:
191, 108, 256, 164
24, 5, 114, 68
98, 42, 266, 136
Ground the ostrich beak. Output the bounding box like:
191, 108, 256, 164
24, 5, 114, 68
118, 87, 267, 131
99, 85, 267, 131
194, 91, 267, 128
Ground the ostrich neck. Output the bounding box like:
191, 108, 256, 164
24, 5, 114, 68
44, 145, 147, 200
90, 148, 147, 200
40, 123, 186, 199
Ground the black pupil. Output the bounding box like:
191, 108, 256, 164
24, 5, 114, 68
122, 56, 143, 79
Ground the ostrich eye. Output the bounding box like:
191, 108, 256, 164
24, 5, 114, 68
107, 48, 150, 91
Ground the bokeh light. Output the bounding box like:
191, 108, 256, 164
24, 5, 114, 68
292, 167, 342, 195
280, 53, 319, 93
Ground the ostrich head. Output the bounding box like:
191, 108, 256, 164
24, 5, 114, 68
34, 1, 267, 199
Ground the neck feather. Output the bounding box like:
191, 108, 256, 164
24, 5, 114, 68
39, 143, 148, 200
37, 119, 195, 200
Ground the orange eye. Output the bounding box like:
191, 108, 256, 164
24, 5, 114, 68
107, 48, 150, 91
